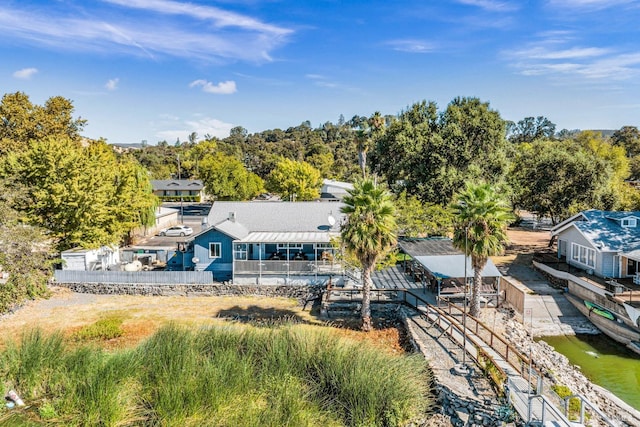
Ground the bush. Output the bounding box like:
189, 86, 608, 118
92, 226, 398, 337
72, 315, 124, 341
552, 384, 582, 420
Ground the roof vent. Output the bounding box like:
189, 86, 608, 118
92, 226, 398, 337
229, 212, 236, 222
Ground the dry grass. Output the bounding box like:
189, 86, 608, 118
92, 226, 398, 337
0, 288, 406, 354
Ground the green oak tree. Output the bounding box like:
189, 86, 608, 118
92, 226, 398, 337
511, 140, 613, 224
373, 98, 510, 205
611, 126, 640, 158
394, 191, 452, 238
507, 116, 556, 143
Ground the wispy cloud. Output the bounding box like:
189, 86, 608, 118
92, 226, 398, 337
305, 74, 340, 88
513, 46, 610, 60
506, 34, 640, 80
156, 116, 235, 140
105, 78, 119, 91
103, 0, 291, 36
455, 0, 520, 12
0, 2, 292, 63
385, 39, 437, 53
13, 67, 38, 79
546, 0, 636, 11
189, 79, 237, 94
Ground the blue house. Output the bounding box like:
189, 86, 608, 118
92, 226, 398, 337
552, 210, 640, 281
180, 201, 345, 283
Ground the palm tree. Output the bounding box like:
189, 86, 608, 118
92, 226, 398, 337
340, 179, 397, 331
451, 182, 513, 317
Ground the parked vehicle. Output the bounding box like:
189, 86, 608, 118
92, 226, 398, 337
159, 225, 193, 237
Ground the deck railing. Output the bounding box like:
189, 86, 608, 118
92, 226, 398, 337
234, 260, 343, 275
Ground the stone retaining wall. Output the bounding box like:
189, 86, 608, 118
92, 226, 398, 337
532, 265, 568, 289
53, 282, 325, 304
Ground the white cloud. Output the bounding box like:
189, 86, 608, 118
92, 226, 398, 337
105, 78, 119, 91
189, 79, 237, 94
455, 0, 520, 12
156, 116, 235, 141
0, 3, 292, 63
547, 0, 635, 10
386, 39, 436, 53
509, 47, 640, 80
505, 31, 640, 81
13, 67, 38, 79
305, 74, 342, 89
103, 0, 291, 36
512, 46, 610, 60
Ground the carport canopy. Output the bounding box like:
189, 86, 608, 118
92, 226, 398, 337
413, 254, 502, 279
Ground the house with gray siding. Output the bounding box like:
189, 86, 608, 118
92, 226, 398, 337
151, 179, 205, 202
551, 210, 640, 281
178, 201, 345, 283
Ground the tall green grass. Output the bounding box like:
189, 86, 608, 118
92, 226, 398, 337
0, 323, 432, 426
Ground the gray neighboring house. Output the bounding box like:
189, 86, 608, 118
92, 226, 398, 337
151, 179, 205, 202
551, 210, 640, 281
320, 179, 353, 201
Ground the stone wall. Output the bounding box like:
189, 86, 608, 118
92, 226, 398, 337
54, 282, 325, 305
532, 265, 568, 289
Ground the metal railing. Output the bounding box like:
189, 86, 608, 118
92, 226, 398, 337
234, 260, 343, 275
563, 395, 617, 427
437, 298, 542, 384
326, 287, 510, 389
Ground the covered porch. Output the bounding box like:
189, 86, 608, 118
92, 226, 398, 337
397, 238, 501, 304
231, 232, 342, 281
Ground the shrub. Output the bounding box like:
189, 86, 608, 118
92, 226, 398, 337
552, 384, 582, 420
72, 315, 124, 341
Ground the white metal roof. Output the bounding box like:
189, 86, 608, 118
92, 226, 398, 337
236, 231, 340, 243
413, 255, 502, 279
206, 201, 344, 233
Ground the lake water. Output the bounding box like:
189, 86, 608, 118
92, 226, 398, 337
540, 334, 640, 410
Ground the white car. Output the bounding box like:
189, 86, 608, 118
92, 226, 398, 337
159, 225, 193, 237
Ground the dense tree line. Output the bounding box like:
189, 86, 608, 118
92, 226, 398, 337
132, 97, 640, 226
0, 92, 158, 310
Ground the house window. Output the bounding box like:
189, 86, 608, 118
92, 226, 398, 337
621, 218, 637, 228
314, 243, 333, 249
209, 243, 221, 259
571, 243, 595, 268
277, 243, 303, 250
233, 243, 247, 260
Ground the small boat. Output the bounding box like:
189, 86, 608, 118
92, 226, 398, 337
585, 300, 616, 321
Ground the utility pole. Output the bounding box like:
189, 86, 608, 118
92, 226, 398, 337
178, 154, 183, 223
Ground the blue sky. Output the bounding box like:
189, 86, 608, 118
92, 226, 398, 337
2, 0, 640, 144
